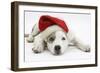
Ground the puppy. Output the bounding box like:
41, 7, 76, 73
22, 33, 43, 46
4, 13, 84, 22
27, 15, 90, 55
27, 25, 90, 55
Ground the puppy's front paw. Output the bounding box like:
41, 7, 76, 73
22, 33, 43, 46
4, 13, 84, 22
84, 46, 90, 52
32, 37, 44, 54
32, 45, 44, 54
80, 45, 90, 52
33, 50, 41, 53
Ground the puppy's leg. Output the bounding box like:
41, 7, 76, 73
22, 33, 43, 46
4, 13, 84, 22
67, 31, 90, 52
32, 25, 63, 53
27, 24, 40, 42
32, 36, 44, 53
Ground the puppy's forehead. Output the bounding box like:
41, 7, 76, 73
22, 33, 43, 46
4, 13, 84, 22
55, 31, 66, 37
48, 31, 66, 38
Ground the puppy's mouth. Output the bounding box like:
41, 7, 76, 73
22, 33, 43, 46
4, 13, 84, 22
54, 53, 61, 55
54, 50, 61, 55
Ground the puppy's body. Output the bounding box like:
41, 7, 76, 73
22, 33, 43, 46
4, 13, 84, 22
27, 24, 90, 55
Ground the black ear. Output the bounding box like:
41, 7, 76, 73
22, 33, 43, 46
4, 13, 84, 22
44, 36, 48, 42
43, 41, 47, 50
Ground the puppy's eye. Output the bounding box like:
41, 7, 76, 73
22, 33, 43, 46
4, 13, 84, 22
49, 37, 54, 42
62, 37, 65, 40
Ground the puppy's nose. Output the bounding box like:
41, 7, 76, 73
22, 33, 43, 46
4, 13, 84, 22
55, 45, 61, 51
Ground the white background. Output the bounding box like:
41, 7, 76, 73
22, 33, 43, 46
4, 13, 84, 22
0, 0, 99, 73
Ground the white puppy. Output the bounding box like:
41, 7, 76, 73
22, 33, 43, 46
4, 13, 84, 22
27, 24, 90, 55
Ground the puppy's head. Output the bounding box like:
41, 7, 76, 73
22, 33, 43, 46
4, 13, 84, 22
45, 30, 69, 55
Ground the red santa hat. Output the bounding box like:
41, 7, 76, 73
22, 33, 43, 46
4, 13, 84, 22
38, 15, 69, 32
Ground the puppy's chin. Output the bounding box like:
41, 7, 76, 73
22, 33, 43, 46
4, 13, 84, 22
53, 52, 62, 56
48, 49, 64, 56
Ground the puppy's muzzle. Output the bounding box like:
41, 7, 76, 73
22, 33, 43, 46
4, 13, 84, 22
54, 45, 61, 55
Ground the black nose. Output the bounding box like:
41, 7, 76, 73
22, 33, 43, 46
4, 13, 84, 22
55, 45, 61, 51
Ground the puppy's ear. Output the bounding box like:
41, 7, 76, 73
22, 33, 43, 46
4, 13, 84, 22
44, 38, 47, 42
43, 41, 47, 50
44, 35, 50, 43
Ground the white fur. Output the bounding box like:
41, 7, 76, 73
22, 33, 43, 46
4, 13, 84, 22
26, 23, 39, 42
67, 31, 90, 52
27, 24, 90, 55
